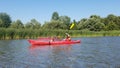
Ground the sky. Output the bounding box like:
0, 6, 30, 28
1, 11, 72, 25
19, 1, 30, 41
0, 0, 120, 24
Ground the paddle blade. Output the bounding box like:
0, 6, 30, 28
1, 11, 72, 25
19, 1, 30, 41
70, 23, 75, 29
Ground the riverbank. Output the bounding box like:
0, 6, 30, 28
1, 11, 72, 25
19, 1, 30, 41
72, 31, 120, 37
0, 28, 120, 40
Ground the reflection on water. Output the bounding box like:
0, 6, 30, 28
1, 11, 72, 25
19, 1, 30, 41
29, 45, 73, 68
0, 37, 120, 68
29, 45, 72, 53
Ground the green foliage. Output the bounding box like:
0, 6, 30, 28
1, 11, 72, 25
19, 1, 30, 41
51, 12, 59, 21
78, 15, 105, 31
106, 22, 119, 30
90, 15, 101, 19
0, 13, 12, 28
77, 18, 87, 30
0, 28, 6, 39
59, 16, 71, 29
43, 12, 71, 30
25, 19, 41, 29
10, 19, 24, 29
42, 20, 67, 29
94, 22, 105, 31
6, 28, 16, 39
103, 14, 120, 30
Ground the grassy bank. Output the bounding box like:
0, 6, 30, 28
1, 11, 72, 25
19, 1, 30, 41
70, 30, 120, 37
0, 28, 120, 40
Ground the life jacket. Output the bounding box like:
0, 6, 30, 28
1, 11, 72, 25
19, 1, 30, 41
66, 35, 71, 41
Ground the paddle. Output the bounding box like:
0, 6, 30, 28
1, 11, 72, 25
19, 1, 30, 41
70, 23, 75, 30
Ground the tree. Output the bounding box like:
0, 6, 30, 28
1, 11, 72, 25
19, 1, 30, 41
42, 20, 66, 29
0, 13, 12, 28
10, 19, 24, 29
44, 12, 71, 29
104, 14, 116, 25
59, 16, 71, 29
103, 14, 120, 30
79, 15, 105, 31
77, 18, 87, 30
51, 12, 59, 21
94, 21, 105, 31
25, 19, 41, 29
117, 16, 120, 29
106, 21, 119, 30
90, 15, 100, 19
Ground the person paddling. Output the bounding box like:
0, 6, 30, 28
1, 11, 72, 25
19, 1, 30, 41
50, 36, 54, 42
64, 33, 71, 41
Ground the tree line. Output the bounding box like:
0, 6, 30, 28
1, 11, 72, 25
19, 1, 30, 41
0, 12, 120, 31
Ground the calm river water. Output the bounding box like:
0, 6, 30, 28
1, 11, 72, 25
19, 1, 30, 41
0, 37, 120, 68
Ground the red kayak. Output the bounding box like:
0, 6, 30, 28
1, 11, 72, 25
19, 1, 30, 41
38, 37, 62, 41
38, 37, 51, 40
28, 39, 80, 45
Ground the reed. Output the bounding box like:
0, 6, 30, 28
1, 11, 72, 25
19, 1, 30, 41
0, 28, 120, 40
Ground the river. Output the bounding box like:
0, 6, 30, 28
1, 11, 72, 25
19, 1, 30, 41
0, 37, 120, 68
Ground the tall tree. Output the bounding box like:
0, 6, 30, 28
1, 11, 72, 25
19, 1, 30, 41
104, 14, 116, 25
59, 16, 71, 29
51, 12, 59, 21
90, 15, 100, 19
0, 13, 12, 28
